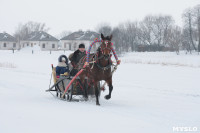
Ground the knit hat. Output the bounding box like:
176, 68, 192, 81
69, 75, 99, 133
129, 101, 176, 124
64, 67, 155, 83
79, 44, 85, 48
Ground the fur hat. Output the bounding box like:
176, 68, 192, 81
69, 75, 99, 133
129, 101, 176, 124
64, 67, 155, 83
58, 55, 68, 64
79, 44, 85, 48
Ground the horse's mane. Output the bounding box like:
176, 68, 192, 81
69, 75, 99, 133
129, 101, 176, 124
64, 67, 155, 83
104, 36, 111, 41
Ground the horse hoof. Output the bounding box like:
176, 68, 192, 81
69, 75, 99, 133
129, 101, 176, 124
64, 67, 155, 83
84, 98, 88, 101
96, 103, 100, 106
104, 95, 111, 100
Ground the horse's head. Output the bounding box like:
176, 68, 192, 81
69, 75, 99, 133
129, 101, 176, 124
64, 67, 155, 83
100, 33, 113, 60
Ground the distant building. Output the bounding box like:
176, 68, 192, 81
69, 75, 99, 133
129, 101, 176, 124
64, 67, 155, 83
20, 31, 59, 51
60, 30, 100, 52
0, 32, 19, 50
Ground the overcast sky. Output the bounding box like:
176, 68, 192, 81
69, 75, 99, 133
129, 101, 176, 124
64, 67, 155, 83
0, 0, 199, 36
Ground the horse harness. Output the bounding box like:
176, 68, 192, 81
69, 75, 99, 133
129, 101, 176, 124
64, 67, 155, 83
76, 50, 112, 72
75, 40, 114, 71
93, 52, 112, 71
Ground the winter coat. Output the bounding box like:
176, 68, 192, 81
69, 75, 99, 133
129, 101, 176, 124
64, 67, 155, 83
71, 50, 86, 65
56, 62, 69, 76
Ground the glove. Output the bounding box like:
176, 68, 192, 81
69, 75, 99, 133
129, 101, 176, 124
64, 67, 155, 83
117, 60, 121, 65
64, 72, 69, 76
84, 62, 89, 66
60, 72, 69, 76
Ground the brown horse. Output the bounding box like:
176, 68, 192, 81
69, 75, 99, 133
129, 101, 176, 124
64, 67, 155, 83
78, 33, 114, 105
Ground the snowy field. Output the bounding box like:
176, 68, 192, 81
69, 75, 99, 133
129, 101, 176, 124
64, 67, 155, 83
0, 47, 200, 133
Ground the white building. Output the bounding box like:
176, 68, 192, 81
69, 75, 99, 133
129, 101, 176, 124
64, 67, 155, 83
60, 30, 100, 52
0, 32, 19, 50
20, 31, 59, 51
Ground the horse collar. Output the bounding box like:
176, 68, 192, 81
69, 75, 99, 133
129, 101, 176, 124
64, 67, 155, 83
95, 55, 112, 71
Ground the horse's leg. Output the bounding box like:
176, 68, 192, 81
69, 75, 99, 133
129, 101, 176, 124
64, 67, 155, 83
94, 81, 100, 105
104, 78, 113, 100
80, 74, 88, 100
83, 78, 88, 100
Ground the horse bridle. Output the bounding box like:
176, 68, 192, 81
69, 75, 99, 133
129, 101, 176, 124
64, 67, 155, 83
100, 40, 113, 57
94, 40, 113, 70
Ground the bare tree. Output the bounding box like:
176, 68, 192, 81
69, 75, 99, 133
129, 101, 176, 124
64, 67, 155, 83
57, 30, 72, 39
93, 4, 199, 54
138, 16, 155, 47
182, 8, 197, 51
182, 29, 192, 54
124, 21, 138, 52
168, 26, 182, 54
96, 23, 112, 36
193, 5, 200, 53
117, 23, 131, 52
158, 15, 174, 46
14, 21, 50, 41
112, 27, 123, 54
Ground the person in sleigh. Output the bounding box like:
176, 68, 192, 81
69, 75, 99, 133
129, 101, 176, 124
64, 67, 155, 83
56, 55, 70, 78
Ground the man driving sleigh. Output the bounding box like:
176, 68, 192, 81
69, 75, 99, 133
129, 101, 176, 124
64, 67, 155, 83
69, 43, 87, 76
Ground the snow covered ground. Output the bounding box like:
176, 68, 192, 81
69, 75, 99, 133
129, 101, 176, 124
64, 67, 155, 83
0, 47, 200, 133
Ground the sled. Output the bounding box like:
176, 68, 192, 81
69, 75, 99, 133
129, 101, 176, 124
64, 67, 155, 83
46, 65, 101, 101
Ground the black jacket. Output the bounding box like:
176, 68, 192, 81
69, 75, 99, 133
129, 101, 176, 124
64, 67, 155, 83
71, 50, 86, 65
